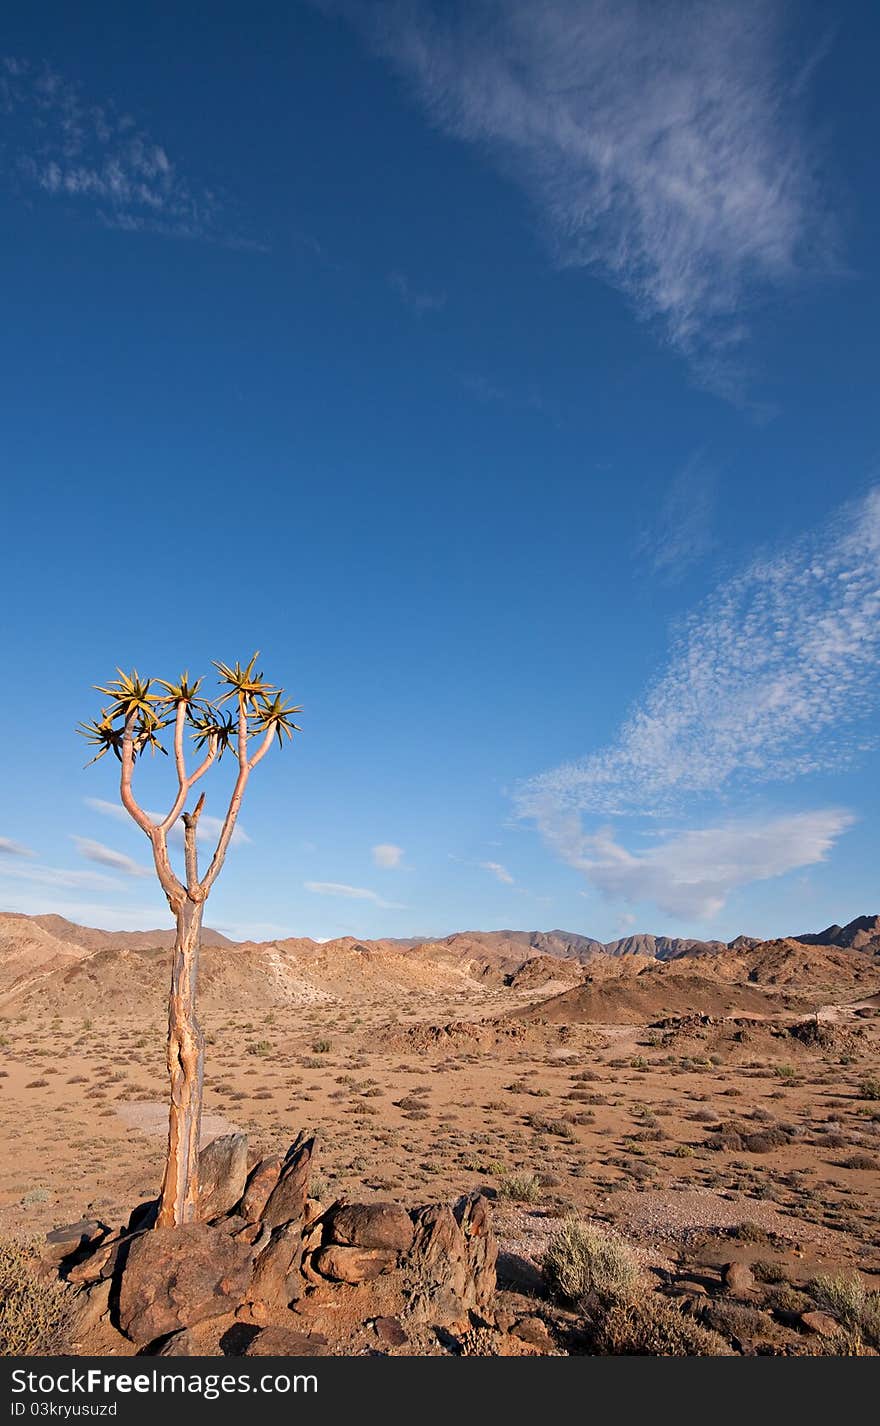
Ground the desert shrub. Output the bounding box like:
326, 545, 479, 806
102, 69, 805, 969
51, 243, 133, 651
701, 1299, 771, 1341
247, 1040, 272, 1057
858, 1076, 880, 1101
730, 1221, 770, 1244
743, 1128, 789, 1153
594, 1298, 728, 1356
706, 1127, 744, 1152
765, 1284, 813, 1316
0, 1238, 72, 1356
543, 1220, 642, 1308
842, 1153, 879, 1170
311, 1040, 332, 1054
808, 1273, 880, 1348
496, 1172, 542, 1204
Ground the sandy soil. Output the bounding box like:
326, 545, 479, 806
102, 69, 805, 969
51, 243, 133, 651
2, 966, 879, 1316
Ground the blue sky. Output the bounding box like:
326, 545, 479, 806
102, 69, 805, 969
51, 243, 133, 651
1, 0, 878, 942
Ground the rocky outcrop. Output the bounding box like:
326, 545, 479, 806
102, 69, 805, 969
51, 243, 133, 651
46, 1128, 498, 1354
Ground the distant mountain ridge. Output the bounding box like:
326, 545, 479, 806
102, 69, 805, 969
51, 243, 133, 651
0, 911, 876, 1018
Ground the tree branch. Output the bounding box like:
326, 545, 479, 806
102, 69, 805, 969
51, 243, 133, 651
199, 694, 252, 897
120, 711, 158, 837
182, 793, 205, 895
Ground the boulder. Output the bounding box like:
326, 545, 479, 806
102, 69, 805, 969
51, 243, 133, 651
373, 1315, 408, 1347
116, 1223, 254, 1346
244, 1327, 330, 1356
722, 1262, 756, 1296
197, 1134, 249, 1221
800, 1310, 840, 1336
66, 1244, 114, 1286
239, 1155, 283, 1223
68, 1278, 112, 1339
250, 1222, 305, 1307
403, 1194, 497, 1327
42, 1220, 108, 1267
326, 1202, 415, 1253
261, 1135, 317, 1231
313, 1245, 398, 1283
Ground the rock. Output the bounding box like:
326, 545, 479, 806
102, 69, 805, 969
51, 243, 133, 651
68, 1278, 112, 1339
66, 1244, 113, 1286
197, 1134, 249, 1221
244, 1327, 330, 1356
261, 1135, 317, 1231
800, 1310, 840, 1336
327, 1203, 415, 1253
373, 1315, 408, 1347
239, 1155, 283, 1223
403, 1195, 497, 1328
250, 1223, 305, 1307
511, 1316, 555, 1351
313, 1245, 398, 1283
455, 1194, 497, 1309
42, 1220, 108, 1266
117, 1223, 254, 1346
722, 1262, 756, 1296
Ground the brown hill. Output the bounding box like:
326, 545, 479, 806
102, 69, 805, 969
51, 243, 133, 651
511, 967, 786, 1026
794, 914, 880, 956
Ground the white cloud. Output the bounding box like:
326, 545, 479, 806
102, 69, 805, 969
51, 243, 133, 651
0, 57, 232, 243
479, 860, 514, 885
0, 837, 35, 858
71, 837, 152, 879
636, 449, 717, 581
322, 1, 834, 390
519, 487, 880, 820
304, 880, 407, 910
85, 797, 250, 848
571, 810, 854, 919
517, 487, 880, 918
0, 861, 126, 893
372, 843, 404, 869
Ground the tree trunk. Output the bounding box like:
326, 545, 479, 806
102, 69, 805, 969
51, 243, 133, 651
157, 898, 205, 1227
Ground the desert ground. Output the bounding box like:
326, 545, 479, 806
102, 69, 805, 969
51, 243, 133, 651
1, 912, 879, 1355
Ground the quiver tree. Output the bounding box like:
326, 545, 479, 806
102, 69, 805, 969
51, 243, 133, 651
78, 655, 300, 1228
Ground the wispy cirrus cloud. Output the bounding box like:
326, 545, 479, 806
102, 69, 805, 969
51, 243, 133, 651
636, 449, 717, 582
479, 860, 514, 885
71, 837, 152, 879
0, 836, 36, 858
0, 57, 242, 244
517, 486, 880, 918
305, 881, 407, 910
521, 487, 880, 820
85, 797, 250, 848
0, 860, 128, 894
320, 0, 835, 394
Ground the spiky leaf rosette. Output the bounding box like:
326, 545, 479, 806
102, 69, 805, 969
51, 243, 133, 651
250, 692, 303, 747
213, 652, 276, 708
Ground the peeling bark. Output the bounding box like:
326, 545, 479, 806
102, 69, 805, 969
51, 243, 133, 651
157, 898, 205, 1227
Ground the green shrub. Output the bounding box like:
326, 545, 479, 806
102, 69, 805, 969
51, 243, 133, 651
858, 1076, 880, 1101
544, 1220, 642, 1308
808, 1273, 880, 1348
496, 1172, 542, 1204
